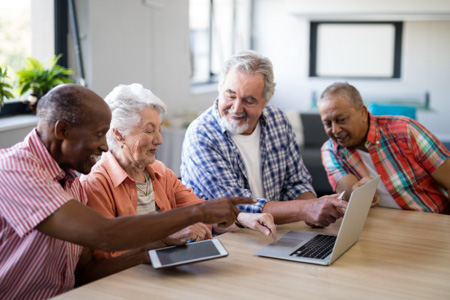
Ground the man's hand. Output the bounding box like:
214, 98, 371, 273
199, 197, 256, 227
236, 213, 277, 241
303, 195, 348, 228
169, 223, 213, 242
352, 177, 380, 207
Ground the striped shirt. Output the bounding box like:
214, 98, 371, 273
181, 100, 315, 213
321, 113, 450, 214
0, 128, 86, 299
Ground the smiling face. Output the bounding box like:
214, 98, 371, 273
318, 95, 369, 150
60, 95, 112, 175
121, 107, 163, 168
217, 69, 267, 135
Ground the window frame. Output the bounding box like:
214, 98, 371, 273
189, 0, 254, 86
0, 0, 68, 118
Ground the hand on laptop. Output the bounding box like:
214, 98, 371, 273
303, 195, 348, 228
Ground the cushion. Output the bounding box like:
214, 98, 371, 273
368, 104, 416, 120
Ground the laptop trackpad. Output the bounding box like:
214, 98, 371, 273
255, 230, 318, 257
255, 237, 305, 257
274, 237, 305, 248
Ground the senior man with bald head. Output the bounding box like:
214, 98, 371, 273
318, 82, 450, 213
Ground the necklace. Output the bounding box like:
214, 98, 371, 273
136, 172, 150, 196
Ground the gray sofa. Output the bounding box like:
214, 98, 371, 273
298, 113, 334, 197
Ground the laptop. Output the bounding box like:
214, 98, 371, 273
255, 175, 380, 266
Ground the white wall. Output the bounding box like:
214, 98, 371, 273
286, 0, 450, 15
74, 0, 216, 121
73, 0, 450, 137
253, 0, 450, 137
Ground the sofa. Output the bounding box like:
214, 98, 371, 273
297, 112, 334, 197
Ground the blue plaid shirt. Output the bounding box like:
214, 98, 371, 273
180, 100, 315, 213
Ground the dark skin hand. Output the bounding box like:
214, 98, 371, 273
261, 194, 347, 227
37, 197, 254, 287
303, 195, 347, 228
36, 197, 256, 252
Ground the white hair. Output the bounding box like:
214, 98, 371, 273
218, 50, 276, 103
104, 83, 167, 151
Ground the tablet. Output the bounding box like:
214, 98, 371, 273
149, 239, 228, 269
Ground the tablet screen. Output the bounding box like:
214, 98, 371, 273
149, 239, 228, 269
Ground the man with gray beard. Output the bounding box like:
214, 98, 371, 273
181, 51, 347, 227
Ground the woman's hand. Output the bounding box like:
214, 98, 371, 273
236, 213, 277, 241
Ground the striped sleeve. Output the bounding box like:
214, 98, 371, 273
0, 149, 72, 237
320, 140, 348, 190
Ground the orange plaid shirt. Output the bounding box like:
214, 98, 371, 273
321, 113, 450, 214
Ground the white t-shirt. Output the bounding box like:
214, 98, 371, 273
230, 123, 265, 198
356, 150, 400, 209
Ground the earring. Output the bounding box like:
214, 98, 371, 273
121, 143, 125, 149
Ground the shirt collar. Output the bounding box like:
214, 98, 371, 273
330, 112, 379, 155
146, 163, 162, 181
102, 151, 161, 187
365, 112, 380, 147
29, 128, 77, 184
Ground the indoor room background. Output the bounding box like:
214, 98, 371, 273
1, 0, 450, 158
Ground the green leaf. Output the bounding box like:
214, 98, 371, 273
15, 55, 75, 96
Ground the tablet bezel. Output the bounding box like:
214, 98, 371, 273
149, 239, 228, 269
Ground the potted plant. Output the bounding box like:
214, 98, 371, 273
0, 65, 15, 113
16, 54, 74, 113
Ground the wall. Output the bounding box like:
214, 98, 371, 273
0, 116, 38, 148
73, 0, 216, 121
72, 0, 450, 137
253, 0, 450, 137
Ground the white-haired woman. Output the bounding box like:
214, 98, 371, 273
80, 83, 276, 261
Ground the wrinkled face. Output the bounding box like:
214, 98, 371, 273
318, 96, 369, 150
217, 69, 267, 135
122, 107, 163, 168
61, 102, 111, 174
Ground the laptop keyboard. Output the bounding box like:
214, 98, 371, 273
290, 234, 337, 259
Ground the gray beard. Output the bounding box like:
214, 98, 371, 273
221, 115, 249, 135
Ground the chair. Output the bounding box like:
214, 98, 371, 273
368, 104, 417, 120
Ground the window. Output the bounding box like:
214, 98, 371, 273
0, 0, 61, 118
0, 0, 31, 77
0, 0, 32, 117
309, 21, 403, 79
189, 0, 253, 85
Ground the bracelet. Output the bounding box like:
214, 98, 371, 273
235, 219, 245, 228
